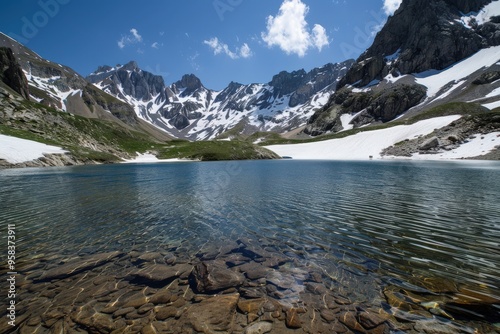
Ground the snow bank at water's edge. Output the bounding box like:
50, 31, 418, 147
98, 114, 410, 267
265, 116, 500, 160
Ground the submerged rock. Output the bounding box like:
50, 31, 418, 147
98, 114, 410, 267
37, 251, 123, 281
133, 263, 193, 283
180, 294, 240, 333
192, 261, 245, 293
244, 321, 273, 334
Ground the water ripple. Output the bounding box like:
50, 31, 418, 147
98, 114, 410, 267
1, 160, 500, 306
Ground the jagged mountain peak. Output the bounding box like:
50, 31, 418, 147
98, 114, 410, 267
121, 61, 139, 71
87, 62, 167, 104
88, 58, 353, 139
174, 73, 203, 92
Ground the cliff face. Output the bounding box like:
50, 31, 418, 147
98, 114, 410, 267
0, 47, 30, 100
304, 0, 500, 137
339, 0, 497, 88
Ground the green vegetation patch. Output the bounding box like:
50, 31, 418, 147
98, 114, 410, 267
409, 102, 488, 123
156, 140, 278, 161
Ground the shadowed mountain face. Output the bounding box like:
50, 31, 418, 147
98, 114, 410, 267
0, 47, 30, 100
340, 0, 498, 88
303, 0, 500, 137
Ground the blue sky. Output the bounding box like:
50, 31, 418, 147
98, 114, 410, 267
0, 0, 401, 90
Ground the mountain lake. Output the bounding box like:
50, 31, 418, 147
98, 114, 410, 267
1, 160, 499, 333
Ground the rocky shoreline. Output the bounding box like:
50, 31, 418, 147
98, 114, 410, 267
0, 152, 108, 169
2, 237, 497, 334
382, 112, 500, 160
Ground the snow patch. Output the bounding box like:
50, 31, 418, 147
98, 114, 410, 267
485, 87, 500, 99
122, 152, 189, 163
483, 100, 500, 110
457, 1, 500, 28
385, 48, 401, 63
265, 116, 461, 160
414, 46, 500, 99
0, 134, 68, 164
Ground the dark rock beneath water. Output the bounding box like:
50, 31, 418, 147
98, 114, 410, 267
192, 261, 245, 293
238, 261, 269, 280
339, 312, 366, 333
133, 263, 193, 283
359, 311, 386, 329
180, 294, 240, 333
149, 290, 172, 304
155, 306, 178, 320
37, 251, 123, 281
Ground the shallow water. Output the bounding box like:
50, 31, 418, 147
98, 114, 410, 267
1, 160, 499, 333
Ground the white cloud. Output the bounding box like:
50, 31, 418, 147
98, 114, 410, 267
118, 28, 143, 49
312, 24, 329, 51
240, 43, 252, 58
261, 0, 330, 57
383, 0, 402, 15
203, 37, 253, 59
130, 28, 142, 42
151, 42, 160, 49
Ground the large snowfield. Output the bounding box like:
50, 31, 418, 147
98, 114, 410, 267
265, 116, 500, 160
1, 117, 499, 165
0, 134, 68, 164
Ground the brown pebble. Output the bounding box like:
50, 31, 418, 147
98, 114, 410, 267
101, 306, 119, 314
286, 309, 302, 329
138, 303, 154, 314
339, 312, 365, 333
113, 307, 136, 318
238, 298, 266, 314
149, 291, 172, 304
114, 318, 127, 330
359, 311, 386, 329
320, 309, 336, 322
248, 313, 259, 323
156, 306, 178, 320
141, 323, 157, 334
26, 316, 41, 326
126, 310, 150, 320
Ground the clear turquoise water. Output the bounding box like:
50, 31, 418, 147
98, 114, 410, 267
1, 159, 499, 326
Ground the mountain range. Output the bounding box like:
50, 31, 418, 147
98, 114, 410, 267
85, 59, 353, 140
1, 0, 500, 166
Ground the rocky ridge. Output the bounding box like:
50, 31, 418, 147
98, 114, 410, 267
305, 0, 500, 137
339, 0, 499, 88
0, 32, 172, 141
87, 60, 354, 140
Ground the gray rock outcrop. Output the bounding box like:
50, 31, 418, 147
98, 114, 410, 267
339, 0, 497, 88
0, 47, 29, 99
305, 84, 427, 135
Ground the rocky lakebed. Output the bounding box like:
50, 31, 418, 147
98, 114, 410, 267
2, 237, 498, 334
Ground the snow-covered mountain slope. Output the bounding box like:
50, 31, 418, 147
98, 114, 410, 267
305, 0, 500, 136
0, 32, 172, 142
266, 115, 500, 160
87, 60, 354, 140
